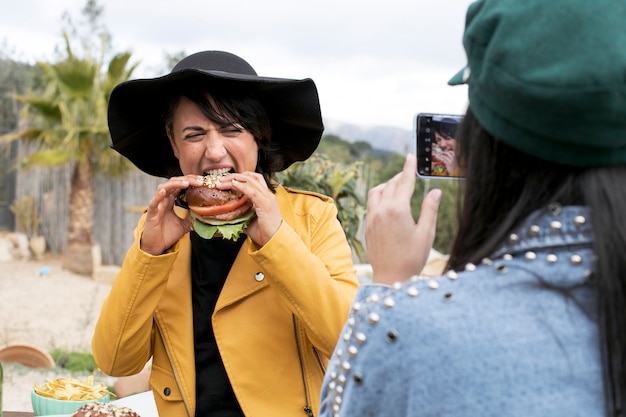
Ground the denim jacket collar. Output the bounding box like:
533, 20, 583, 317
492, 204, 591, 259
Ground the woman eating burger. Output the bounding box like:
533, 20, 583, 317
92, 50, 359, 417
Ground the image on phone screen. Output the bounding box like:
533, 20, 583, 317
415, 113, 464, 179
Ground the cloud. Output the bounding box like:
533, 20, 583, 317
1, 0, 473, 130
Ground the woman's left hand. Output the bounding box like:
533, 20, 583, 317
217, 172, 282, 246
366, 154, 442, 284
437, 150, 458, 175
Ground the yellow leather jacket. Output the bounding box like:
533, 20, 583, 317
92, 186, 359, 416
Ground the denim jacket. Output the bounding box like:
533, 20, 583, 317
320, 205, 603, 417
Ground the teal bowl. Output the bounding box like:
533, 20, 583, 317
31, 389, 110, 416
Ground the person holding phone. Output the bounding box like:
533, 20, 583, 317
320, 0, 626, 415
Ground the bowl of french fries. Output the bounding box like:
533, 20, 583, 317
31, 376, 112, 416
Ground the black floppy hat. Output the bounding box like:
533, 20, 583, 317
108, 50, 324, 178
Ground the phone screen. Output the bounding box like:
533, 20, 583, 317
415, 113, 464, 179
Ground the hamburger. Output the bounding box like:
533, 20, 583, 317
180, 169, 256, 240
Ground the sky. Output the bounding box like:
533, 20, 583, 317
0, 0, 473, 131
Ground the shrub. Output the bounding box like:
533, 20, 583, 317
50, 349, 98, 372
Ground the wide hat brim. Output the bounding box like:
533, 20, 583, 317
108, 66, 323, 178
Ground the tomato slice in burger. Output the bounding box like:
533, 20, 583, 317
188, 195, 250, 217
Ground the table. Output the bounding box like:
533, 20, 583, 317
4, 412, 35, 417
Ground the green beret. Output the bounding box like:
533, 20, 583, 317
449, 0, 626, 167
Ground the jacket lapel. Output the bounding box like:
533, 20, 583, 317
216, 186, 297, 310
215, 239, 268, 310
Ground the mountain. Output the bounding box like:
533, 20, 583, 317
323, 119, 413, 155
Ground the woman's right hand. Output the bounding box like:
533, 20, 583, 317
140, 175, 204, 255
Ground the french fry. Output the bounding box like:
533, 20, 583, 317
33, 376, 112, 401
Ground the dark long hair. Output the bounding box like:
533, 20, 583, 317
163, 84, 284, 189
448, 108, 626, 416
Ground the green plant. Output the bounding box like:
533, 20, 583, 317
278, 155, 367, 262
414, 178, 461, 254
9, 194, 40, 238
0, 13, 138, 275
50, 349, 98, 372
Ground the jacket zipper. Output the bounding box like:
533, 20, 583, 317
293, 315, 315, 417
312, 346, 326, 374
155, 318, 193, 417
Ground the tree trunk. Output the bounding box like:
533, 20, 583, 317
62, 159, 96, 276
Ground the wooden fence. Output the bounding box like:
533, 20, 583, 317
14, 159, 161, 266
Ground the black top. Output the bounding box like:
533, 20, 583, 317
191, 231, 246, 417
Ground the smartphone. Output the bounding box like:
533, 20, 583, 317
415, 113, 464, 179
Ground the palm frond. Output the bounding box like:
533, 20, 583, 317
20, 148, 73, 167
0, 128, 44, 144
14, 93, 62, 121
9, 31, 140, 202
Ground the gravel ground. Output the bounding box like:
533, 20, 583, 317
0, 253, 117, 412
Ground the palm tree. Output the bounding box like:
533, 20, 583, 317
0, 33, 137, 275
